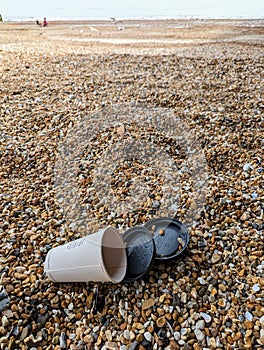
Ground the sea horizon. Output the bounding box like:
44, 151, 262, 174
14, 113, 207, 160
3, 15, 264, 22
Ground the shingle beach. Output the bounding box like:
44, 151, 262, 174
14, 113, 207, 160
0, 19, 263, 350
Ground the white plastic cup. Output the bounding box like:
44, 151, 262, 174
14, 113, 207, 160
44, 226, 127, 283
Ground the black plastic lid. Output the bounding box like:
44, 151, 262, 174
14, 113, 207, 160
122, 226, 155, 282
144, 217, 189, 261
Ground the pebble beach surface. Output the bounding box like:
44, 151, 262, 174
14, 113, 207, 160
0, 19, 263, 349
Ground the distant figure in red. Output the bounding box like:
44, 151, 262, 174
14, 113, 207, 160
43, 17, 48, 27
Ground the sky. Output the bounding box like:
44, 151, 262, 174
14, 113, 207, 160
0, 0, 263, 20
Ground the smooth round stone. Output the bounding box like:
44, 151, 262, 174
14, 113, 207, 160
194, 329, 205, 342
174, 331, 181, 341
144, 331, 153, 342
252, 284, 260, 292
196, 320, 205, 330
180, 328, 188, 336
200, 312, 212, 323
123, 330, 130, 340
245, 311, 253, 321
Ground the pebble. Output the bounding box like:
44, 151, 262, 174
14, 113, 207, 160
243, 163, 252, 172
197, 277, 206, 285
252, 284, 260, 292
124, 330, 130, 340
200, 312, 212, 324
196, 320, 205, 330
174, 331, 181, 341
194, 329, 205, 342
120, 346, 128, 350
144, 331, 153, 343
142, 298, 155, 310
0, 297, 10, 312
245, 311, 253, 321
128, 341, 139, 350
59, 332, 67, 349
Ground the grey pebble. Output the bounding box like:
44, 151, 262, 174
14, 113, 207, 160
128, 341, 139, 350
194, 328, 205, 342
174, 331, 181, 340
60, 332, 67, 349
196, 320, 205, 330
200, 312, 212, 323
123, 329, 130, 340
245, 311, 253, 321
120, 346, 128, 350
144, 331, 153, 342
0, 297, 10, 312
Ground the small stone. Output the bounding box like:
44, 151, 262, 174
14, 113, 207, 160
240, 212, 250, 221
194, 329, 205, 342
195, 320, 205, 330
2, 315, 9, 327
52, 335, 59, 345
128, 341, 139, 350
20, 326, 29, 341
159, 229, 165, 235
144, 332, 153, 343
245, 311, 253, 321
105, 330, 112, 342
142, 298, 155, 310
179, 339, 186, 345
252, 284, 260, 292
181, 292, 187, 303
180, 328, 188, 336
174, 331, 180, 341
68, 302, 74, 310
211, 253, 221, 264
124, 330, 130, 340
156, 317, 166, 328
200, 312, 212, 323
105, 341, 118, 349
0, 297, 10, 312
243, 163, 252, 172
197, 277, 206, 285
59, 332, 66, 349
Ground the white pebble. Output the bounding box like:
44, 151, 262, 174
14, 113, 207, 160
200, 312, 212, 323
123, 330, 130, 340
198, 277, 206, 285
196, 320, 205, 330
252, 284, 260, 292
2, 315, 9, 327
245, 311, 253, 321
144, 331, 153, 342
243, 163, 252, 171
194, 328, 205, 341
68, 302, 74, 311
181, 292, 187, 303
180, 328, 188, 336
174, 331, 180, 341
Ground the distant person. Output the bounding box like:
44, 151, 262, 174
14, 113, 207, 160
0, 14, 3, 22
43, 17, 48, 27
36, 19, 41, 26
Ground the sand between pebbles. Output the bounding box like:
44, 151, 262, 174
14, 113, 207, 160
0, 19, 263, 350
